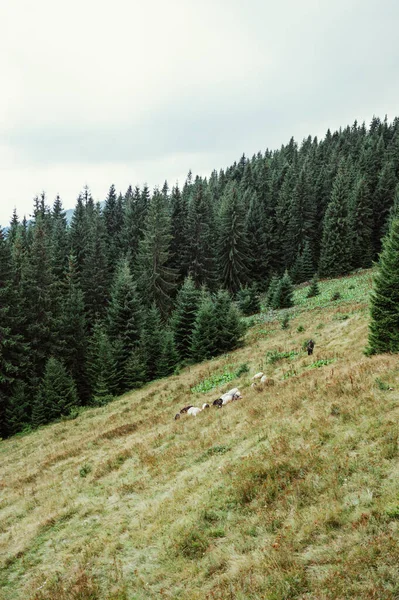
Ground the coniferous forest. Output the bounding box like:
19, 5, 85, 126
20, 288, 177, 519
1, 116, 399, 438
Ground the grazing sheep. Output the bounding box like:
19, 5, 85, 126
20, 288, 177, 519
252, 372, 264, 380
180, 405, 194, 414
202, 403, 210, 410
213, 398, 223, 408
187, 406, 203, 416
260, 375, 268, 384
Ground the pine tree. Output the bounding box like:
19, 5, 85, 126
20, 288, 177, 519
5, 381, 29, 435
51, 195, 69, 282
237, 285, 261, 316
170, 276, 201, 360
35, 357, 79, 424
124, 346, 147, 390
87, 322, 116, 404
170, 184, 188, 279
69, 194, 88, 275
57, 255, 89, 402
318, 168, 352, 277
219, 183, 251, 294
245, 191, 269, 286
265, 275, 280, 308
213, 289, 246, 353
367, 218, 399, 354
272, 271, 294, 309
184, 180, 216, 288
190, 292, 218, 362
0, 230, 28, 436
106, 258, 143, 393
373, 160, 397, 256
81, 203, 109, 328
307, 274, 320, 298
349, 176, 373, 269
142, 303, 164, 380
135, 189, 177, 317
21, 215, 57, 390
157, 330, 179, 378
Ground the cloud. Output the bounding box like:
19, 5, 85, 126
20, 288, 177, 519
1, 0, 399, 224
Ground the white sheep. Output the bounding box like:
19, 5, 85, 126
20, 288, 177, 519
252, 372, 264, 380
187, 403, 210, 416
260, 375, 268, 384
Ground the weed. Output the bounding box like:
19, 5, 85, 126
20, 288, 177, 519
191, 364, 248, 393
281, 314, 290, 329
266, 349, 299, 364
307, 358, 335, 369
296, 325, 304, 332
331, 291, 341, 301
79, 463, 92, 478
375, 377, 392, 391
175, 527, 209, 559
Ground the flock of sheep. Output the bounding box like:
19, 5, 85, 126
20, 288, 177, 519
174, 373, 272, 420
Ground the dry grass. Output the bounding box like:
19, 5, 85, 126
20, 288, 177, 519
1, 270, 399, 599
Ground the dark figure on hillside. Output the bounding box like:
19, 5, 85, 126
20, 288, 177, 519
307, 339, 315, 355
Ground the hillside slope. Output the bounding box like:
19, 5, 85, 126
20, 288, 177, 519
1, 270, 399, 600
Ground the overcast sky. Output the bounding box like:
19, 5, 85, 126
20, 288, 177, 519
1, 0, 398, 225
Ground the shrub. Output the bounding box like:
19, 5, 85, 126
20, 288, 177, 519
79, 464, 92, 478
331, 291, 341, 301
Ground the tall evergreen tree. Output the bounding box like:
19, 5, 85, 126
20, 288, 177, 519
349, 176, 373, 269
135, 189, 177, 317
219, 183, 251, 294
170, 275, 201, 361
87, 322, 116, 403
318, 168, 352, 277
367, 218, 399, 354
34, 357, 78, 425
142, 303, 164, 380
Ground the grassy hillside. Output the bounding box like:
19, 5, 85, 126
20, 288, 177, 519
1, 269, 399, 600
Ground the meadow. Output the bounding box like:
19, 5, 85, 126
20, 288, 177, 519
1, 269, 399, 600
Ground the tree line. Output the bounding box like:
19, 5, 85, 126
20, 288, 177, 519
1, 115, 399, 437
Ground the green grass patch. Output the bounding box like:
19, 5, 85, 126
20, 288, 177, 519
266, 349, 299, 364
191, 364, 249, 393
306, 358, 335, 369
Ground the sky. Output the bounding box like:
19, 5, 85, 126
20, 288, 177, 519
1, 0, 399, 225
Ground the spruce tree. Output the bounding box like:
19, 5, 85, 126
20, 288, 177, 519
307, 274, 320, 298
190, 292, 218, 362
106, 258, 143, 393
272, 271, 294, 309
142, 303, 164, 380
349, 176, 373, 269
237, 285, 261, 316
367, 218, 399, 354
184, 180, 216, 288
170, 276, 201, 360
265, 275, 280, 308
135, 189, 177, 317
5, 381, 29, 435
87, 322, 116, 404
213, 289, 246, 353
35, 357, 79, 423
218, 183, 251, 294
81, 203, 109, 328
57, 255, 89, 402
157, 330, 179, 378
318, 168, 351, 277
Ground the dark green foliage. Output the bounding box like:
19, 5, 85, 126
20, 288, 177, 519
272, 271, 294, 309
190, 290, 245, 362
219, 183, 251, 294
349, 177, 373, 269
124, 346, 147, 390
157, 330, 179, 378
307, 275, 320, 298
107, 258, 143, 393
5, 381, 29, 435
368, 218, 399, 354
291, 239, 315, 284
265, 275, 280, 308
184, 180, 216, 288
190, 292, 219, 362
135, 189, 177, 317
81, 204, 109, 327
237, 285, 261, 315
87, 322, 117, 403
57, 255, 88, 402
170, 276, 201, 360
319, 168, 352, 277
34, 357, 79, 425
142, 303, 164, 380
